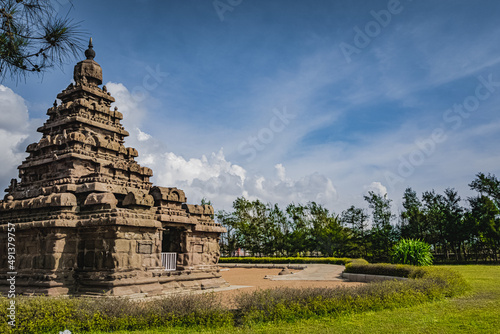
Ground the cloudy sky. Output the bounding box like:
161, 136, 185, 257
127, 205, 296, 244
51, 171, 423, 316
1, 0, 500, 214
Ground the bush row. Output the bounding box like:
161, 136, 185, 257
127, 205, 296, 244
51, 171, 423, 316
235, 265, 470, 324
0, 293, 233, 334
344, 261, 420, 277
343, 260, 467, 280
344, 262, 469, 296
219, 256, 354, 265
0, 264, 469, 333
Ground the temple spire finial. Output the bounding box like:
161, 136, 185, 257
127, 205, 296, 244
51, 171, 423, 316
84, 37, 96, 60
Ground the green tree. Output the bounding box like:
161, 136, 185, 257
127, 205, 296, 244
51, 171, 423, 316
0, 0, 84, 80
469, 172, 500, 205
422, 190, 447, 260
232, 197, 268, 256
268, 203, 287, 256
216, 209, 239, 256
469, 196, 500, 261
260, 203, 281, 256
340, 205, 369, 258
308, 202, 348, 257
467, 172, 500, 261
364, 191, 396, 262
442, 188, 465, 261
400, 188, 427, 241
467, 173, 500, 262
285, 203, 313, 256
421, 189, 465, 261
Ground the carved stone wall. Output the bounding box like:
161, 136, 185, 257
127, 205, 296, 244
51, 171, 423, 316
0, 40, 226, 297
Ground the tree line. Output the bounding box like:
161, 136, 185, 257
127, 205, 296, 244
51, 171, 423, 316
216, 172, 500, 263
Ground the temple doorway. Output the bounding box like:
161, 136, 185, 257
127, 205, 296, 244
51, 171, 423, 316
161, 227, 183, 270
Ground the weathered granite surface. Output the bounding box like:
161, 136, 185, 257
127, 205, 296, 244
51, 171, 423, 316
0, 39, 226, 297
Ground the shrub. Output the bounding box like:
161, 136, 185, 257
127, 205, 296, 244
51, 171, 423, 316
345, 258, 369, 266
343, 262, 469, 297
234, 268, 468, 325
408, 266, 470, 297
0, 293, 233, 334
344, 262, 418, 277
392, 238, 433, 266
219, 256, 353, 265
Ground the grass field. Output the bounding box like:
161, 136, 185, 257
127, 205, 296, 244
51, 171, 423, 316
91, 265, 500, 334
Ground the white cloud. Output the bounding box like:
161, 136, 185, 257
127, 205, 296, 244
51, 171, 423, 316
136, 128, 152, 141
0, 85, 31, 191
103, 70, 500, 215
0, 85, 29, 131
155, 148, 246, 187
145, 148, 336, 209
248, 171, 338, 207
275, 163, 286, 182
99, 82, 341, 210
364, 182, 388, 197
106, 82, 149, 136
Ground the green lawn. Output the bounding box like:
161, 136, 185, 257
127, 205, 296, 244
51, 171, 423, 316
92, 265, 500, 334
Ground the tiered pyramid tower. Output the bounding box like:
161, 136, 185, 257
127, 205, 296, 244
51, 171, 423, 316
0, 40, 226, 297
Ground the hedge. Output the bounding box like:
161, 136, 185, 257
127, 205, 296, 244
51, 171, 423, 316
219, 256, 354, 265
344, 262, 420, 278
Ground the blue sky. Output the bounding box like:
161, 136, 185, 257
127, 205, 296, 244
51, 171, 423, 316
1, 0, 500, 214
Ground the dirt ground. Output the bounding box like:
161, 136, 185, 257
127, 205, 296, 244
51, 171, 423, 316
216, 267, 362, 307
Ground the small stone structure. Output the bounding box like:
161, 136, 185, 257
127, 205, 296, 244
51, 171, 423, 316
0, 39, 226, 297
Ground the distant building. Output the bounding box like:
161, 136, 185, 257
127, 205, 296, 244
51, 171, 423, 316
0, 40, 226, 297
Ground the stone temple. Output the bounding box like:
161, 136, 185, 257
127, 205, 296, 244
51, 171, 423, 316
0, 40, 226, 297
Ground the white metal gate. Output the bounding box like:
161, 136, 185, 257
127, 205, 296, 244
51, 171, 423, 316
161, 252, 177, 271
